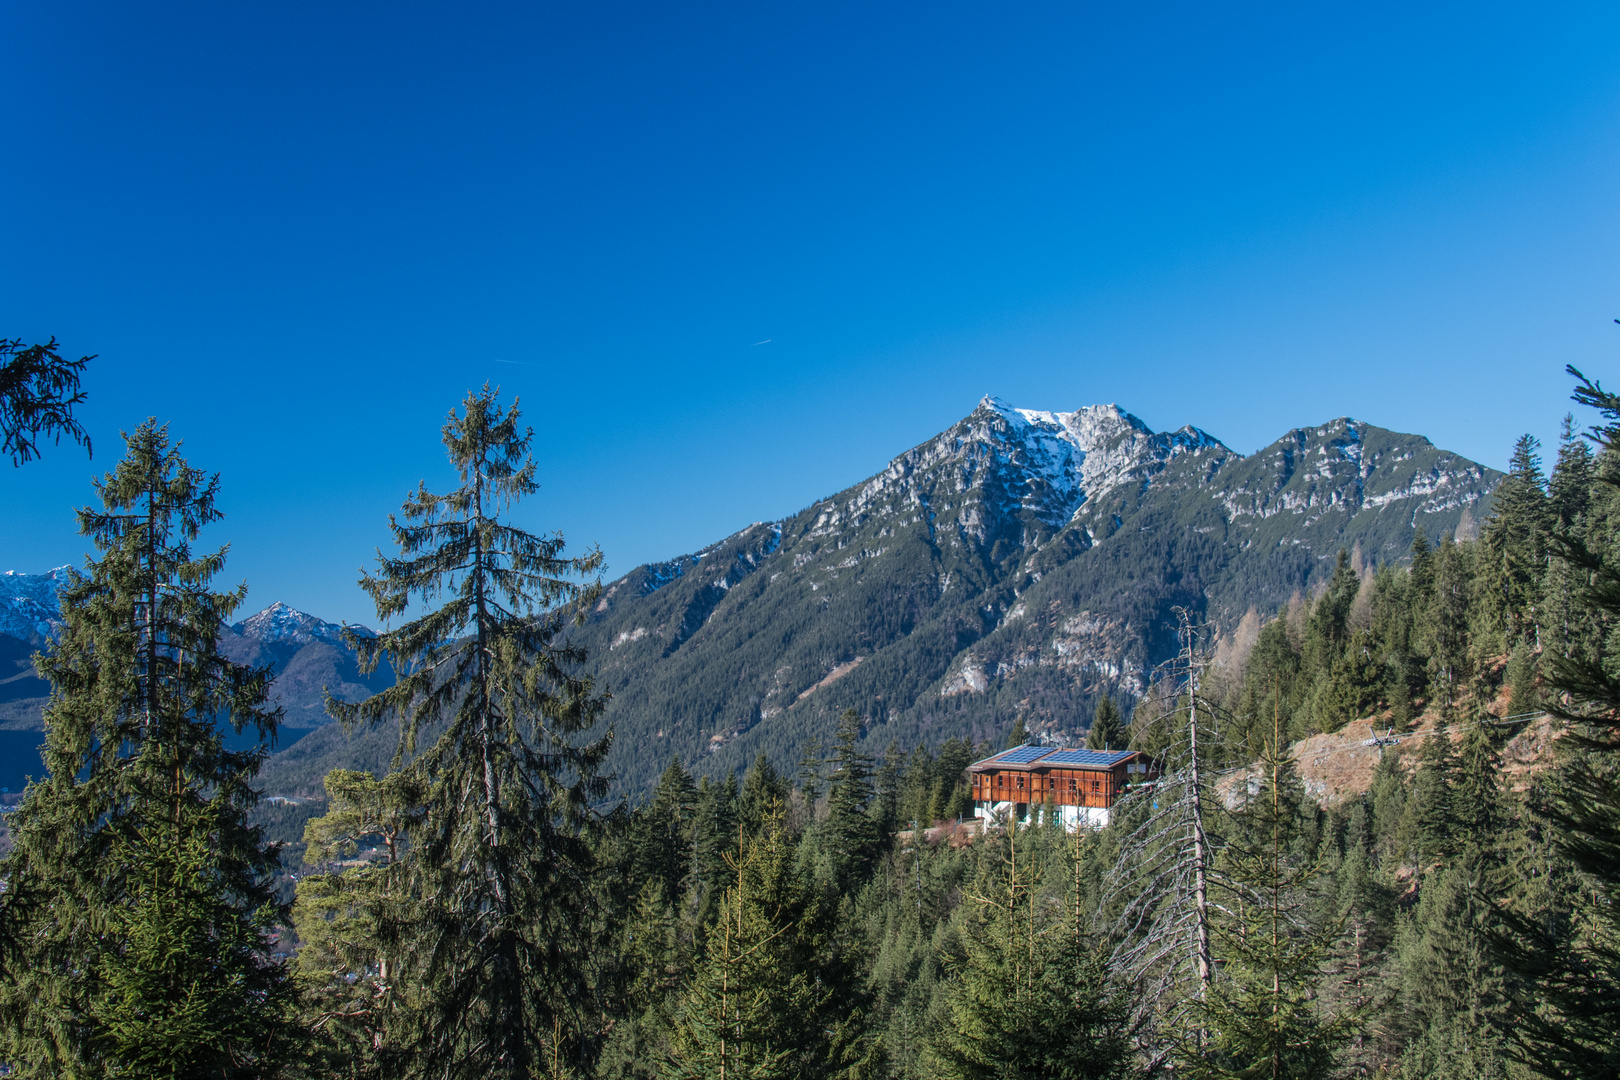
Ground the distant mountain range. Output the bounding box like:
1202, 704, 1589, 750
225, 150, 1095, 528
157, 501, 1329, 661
1, 396, 1501, 799
0, 590, 388, 735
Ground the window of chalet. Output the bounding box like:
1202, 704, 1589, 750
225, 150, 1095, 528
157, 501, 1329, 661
1016, 776, 1025, 791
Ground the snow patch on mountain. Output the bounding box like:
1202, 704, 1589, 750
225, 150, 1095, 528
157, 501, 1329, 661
979, 395, 1234, 519
0, 567, 72, 641
232, 602, 374, 646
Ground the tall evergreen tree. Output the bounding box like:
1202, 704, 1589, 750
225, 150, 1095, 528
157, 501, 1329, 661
1483, 434, 1550, 644
692, 774, 740, 902
823, 708, 880, 886
0, 420, 292, 1077
632, 758, 699, 909
1452, 699, 1504, 844
737, 752, 788, 839
1005, 714, 1030, 748
1411, 723, 1459, 864
1493, 365, 1620, 1078
931, 824, 1131, 1080
1428, 536, 1472, 713
1087, 695, 1126, 751
1548, 413, 1594, 530
328, 386, 609, 1079
871, 740, 903, 835
294, 769, 427, 1075
664, 808, 839, 1079
1190, 739, 1358, 1079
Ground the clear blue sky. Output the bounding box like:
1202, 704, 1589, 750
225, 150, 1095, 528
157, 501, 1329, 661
4, 2, 1619, 627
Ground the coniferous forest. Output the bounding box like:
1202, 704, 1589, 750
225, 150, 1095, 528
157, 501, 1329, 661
3, 366, 1620, 1079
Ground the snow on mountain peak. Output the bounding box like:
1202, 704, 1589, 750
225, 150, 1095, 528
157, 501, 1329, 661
233, 601, 374, 646
972, 396, 1234, 520
0, 566, 73, 641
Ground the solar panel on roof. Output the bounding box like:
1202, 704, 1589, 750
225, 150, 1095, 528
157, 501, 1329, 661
994, 744, 1054, 764
1041, 748, 1133, 767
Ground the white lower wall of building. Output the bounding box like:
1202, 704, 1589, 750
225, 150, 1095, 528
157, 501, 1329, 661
972, 800, 1110, 832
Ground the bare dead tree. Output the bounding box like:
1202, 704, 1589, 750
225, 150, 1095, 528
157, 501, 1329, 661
1098, 608, 1247, 1072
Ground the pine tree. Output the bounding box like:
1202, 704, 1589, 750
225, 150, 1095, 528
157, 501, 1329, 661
1005, 714, 1030, 748
823, 708, 879, 886
328, 386, 609, 1079
664, 807, 836, 1079
931, 824, 1131, 1080
0, 420, 292, 1077
1087, 695, 1126, 751
632, 758, 699, 909
293, 769, 428, 1073
1492, 365, 1620, 1077
1187, 712, 1360, 1079
0, 335, 93, 465
1483, 434, 1550, 644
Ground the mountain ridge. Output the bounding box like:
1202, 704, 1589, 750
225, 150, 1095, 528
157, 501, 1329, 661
525, 398, 1499, 799
1, 397, 1502, 800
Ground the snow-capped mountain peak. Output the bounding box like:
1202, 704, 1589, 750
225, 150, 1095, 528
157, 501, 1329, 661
0, 566, 73, 641
972, 395, 1235, 520
233, 601, 373, 647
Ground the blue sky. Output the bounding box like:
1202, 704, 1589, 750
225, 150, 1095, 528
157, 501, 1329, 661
3, 2, 1619, 627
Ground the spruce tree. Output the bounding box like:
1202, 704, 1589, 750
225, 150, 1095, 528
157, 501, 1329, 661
1428, 536, 1472, 713
1086, 695, 1126, 751
1005, 714, 1029, 748
1548, 413, 1593, 531
871, 740, 903, 835
1188, 715, 1359, 1079
1411, 723, 1459, 864
328, 386, 609, 1079
632, 758, 699, 909
0, 335, 93, 465
293, 769, 427, 1073
664, 807, 837, 1079
1492, 365, 1620, 1077
737, 752, 788, 839
1452, 699, 1504, 844
823, 708, 879, 886
1483, 434, 1550, 645
0, 420, 292, 1077
692, 774, 739, 902
931, 824, 1130, 1080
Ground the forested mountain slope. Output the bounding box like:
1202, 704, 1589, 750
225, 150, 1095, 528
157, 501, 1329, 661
5, 397, 1499, 800
564, 397, 1497, 797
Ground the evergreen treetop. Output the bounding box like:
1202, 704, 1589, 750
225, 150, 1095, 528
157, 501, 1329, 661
326, 385, 611, 1079
0, 420, 291, 1077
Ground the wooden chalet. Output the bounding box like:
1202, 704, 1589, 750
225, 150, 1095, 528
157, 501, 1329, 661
968, 744, 1159, 830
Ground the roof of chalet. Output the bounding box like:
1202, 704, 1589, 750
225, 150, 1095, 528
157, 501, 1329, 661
968, 745, 1141, 773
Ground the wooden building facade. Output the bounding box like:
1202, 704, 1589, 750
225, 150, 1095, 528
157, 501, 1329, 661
968, 744, 1158, 830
